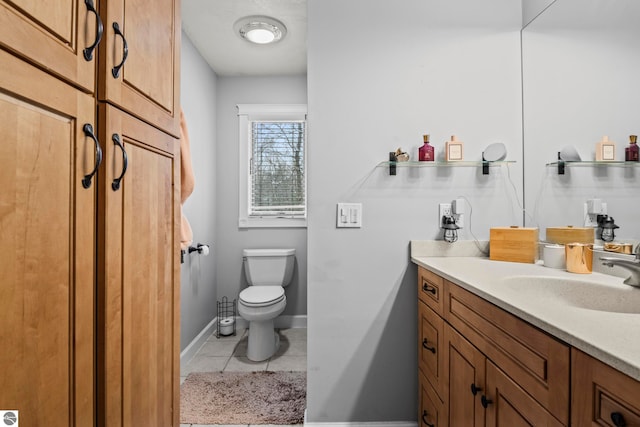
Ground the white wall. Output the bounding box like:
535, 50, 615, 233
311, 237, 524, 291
215, 76, 308, 317
522, 0, 640, 240
306, 0, 522, 422
179, 33, 219, 350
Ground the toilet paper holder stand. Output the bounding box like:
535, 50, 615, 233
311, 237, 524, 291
216, 296, 237, 338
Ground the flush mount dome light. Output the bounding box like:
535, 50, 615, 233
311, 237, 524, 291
235, 16, 287, 44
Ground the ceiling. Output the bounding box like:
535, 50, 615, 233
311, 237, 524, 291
181, 0, 308, 77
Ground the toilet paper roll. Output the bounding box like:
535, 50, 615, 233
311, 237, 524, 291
219, 318, 235, 336
200, 245, 209, 256
543, 244, 565, 269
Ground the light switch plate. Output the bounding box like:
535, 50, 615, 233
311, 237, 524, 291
337, 203, 362, 228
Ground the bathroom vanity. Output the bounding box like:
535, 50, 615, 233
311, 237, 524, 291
412, 255, 640, 426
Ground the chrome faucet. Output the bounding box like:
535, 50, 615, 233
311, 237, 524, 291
600, 249, 640, 287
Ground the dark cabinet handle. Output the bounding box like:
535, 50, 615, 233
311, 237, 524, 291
111, 22, 129, 78
422, 283, 436, 295
611, 412, 627, 427
481, 395, 493, 408
83, 0, 103, 61
81, 124, 102, 189
421, 410, 435, 427
111, 134, 128, 191
422, 339, 436, 354
470, 383, 482, 396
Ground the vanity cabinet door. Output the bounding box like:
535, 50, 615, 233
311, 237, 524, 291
485, 361, 564, 427
445, 324, 485, 427
419, 370, 447, 427
572, 349, 640, 427
419, 300, 445, 399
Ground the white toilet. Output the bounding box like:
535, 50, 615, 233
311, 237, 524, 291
238, 248, 295, 361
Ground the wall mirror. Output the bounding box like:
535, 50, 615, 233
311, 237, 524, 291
522, 0, 640, 240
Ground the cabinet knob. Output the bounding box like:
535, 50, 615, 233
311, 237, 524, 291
422, 283, 437, 295
481, 395, 493, 408
422, 339, 436, 354
611, 412, 627, 427
421, 410, 435, 427
470, 383, 482, 396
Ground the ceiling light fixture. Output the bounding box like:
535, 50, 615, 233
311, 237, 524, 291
235, 16, 287, 45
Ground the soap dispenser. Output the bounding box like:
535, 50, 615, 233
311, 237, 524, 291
418, 134, 434, 161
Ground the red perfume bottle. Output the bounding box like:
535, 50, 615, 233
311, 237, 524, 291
625, 135, 639, 161
418, 134, 434, 161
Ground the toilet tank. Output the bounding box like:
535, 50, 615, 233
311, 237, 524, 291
243, 248, 296, 287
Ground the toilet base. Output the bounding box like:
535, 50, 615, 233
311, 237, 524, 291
247, 319, 280, 361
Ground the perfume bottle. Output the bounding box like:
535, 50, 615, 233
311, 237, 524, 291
418, 134, 434, 161
445, 135, 464, 161
595, 136, 615, 161
625, 135, 639, 162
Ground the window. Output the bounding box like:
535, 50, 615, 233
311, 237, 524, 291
237, 104, 307, 228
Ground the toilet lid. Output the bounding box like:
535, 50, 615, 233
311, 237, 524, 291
239, 286, 285, 306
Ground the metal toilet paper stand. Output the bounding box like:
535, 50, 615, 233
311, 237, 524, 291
216, 296, 237, 338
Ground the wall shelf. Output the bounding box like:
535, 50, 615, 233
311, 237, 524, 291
547, 160, 640, 175
379, 160, 516, 176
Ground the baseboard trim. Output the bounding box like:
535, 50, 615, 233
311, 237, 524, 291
180, 314, 307, 364
180, 316, 217, 364
304, 420, 417, 427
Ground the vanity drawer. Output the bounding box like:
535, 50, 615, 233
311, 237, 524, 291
418, 300, 445, 400
444, 282, 570, 425
419, 369, 447, 427
572, 349, 640, 427
418, 266, 444, 316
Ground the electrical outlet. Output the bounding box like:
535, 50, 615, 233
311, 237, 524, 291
439, 203, 452, 227
583, 201, 607, 227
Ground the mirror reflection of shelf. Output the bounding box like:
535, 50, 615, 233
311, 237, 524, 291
379, 160, 516, 176
547, 161, 640, 175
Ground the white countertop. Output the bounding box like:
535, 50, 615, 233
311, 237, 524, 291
411, 254, 640, 381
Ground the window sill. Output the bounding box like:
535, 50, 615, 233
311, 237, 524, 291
238, 217, 307, 229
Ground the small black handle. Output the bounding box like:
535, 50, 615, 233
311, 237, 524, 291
111, 22, 129, 78
81, 123, 102, 189
422, 283, 436, 295
471, 383, 482, 396
82, 0, 103, 61
422, 338, 436, 354
111, 133, 128, 191
421, 410, 435, 427
481, 395, 493, 409
611, 412, 627, 427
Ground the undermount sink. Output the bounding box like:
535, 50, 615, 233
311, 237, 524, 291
500, 275, 640, 314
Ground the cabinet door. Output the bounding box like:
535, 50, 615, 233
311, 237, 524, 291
419, 370, 448, 427
419, 300, 445, 399
572, 349, 640, 427
97, 104, 179, 427
98, 0, 180, 137
485, 361, 564, 427
0, 50, 95, 426
0, 0, 99, 92
444, 324, 485, 427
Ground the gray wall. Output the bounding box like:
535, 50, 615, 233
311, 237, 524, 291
306, 0, 522, 422
216, 76, 308, 317
179, 33, 219, 350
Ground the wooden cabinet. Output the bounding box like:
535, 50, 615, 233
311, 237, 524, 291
97, 104, 179, 426
572, 349, 640, 427
98, 0, 181, 137
0, 0, 100, 92
0, 48, 96, 427
1, 1, 180, 425
417, 266, 570, 427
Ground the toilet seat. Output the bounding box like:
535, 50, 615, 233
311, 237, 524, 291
239, 286, 285, 307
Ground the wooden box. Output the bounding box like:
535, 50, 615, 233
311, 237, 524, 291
546, 226, 594, 245
490, 227, 539, 263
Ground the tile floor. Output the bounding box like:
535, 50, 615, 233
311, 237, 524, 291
180, 327, 307, 427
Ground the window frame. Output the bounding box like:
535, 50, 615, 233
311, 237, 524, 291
237, 104, 308, 228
